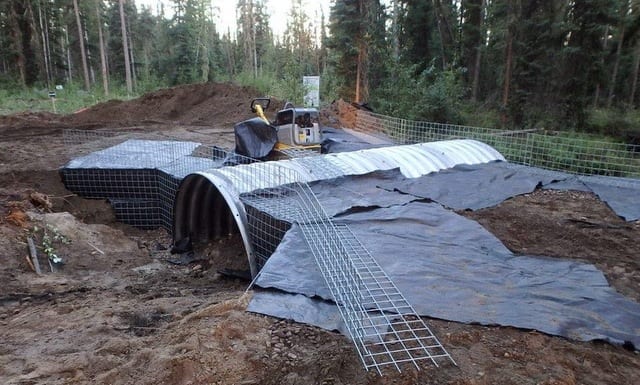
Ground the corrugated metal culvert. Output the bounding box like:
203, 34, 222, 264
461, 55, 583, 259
173, 139, 505, 276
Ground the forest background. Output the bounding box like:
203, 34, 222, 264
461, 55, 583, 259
2, 0, 640, 144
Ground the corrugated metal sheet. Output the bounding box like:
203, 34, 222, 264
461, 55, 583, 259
173, 139, 505, 276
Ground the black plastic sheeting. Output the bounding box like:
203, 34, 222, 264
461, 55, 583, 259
306, 169, 416, 217
376, 162, 640, 221
234, 118, 278, 159
249, 166, 640, 348
551, 175, 640, 222
320, 127, 384, 153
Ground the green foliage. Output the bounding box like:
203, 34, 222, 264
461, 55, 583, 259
459, 103, 503, 129
30, 224, 71, 264
397, 0, 440, 72
234, 70, 306, 105
587, 108, 640, 142
522, 132, 640, 177
235, 71, 273, 95
373, 64, 466, 123
0, 82, 141, 116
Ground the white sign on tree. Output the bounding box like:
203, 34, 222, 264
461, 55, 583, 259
303, 76, 320, 107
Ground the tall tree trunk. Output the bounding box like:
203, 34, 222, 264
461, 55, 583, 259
392, 0, 400, 61
10, 0, 39, 87
608, 1, 628, 108
629, 38, 640, 107
65, 26, 72, 82
128, 28, 137, 89
249, 0, 257, 78
470, 0, 486, 102
119, 0, 132, 94
355, 47, 361, 102
96, 0, 108, 96
502, 35, 513, 109
73, 0, 90, 90
593, 25, 609, 107
37, 0, 51, 88
83, 23, 96, 84
502, 1, 517, 116
471, 43, 483, 101
355, 0, 369, 102
434, 0, 454, 69
8, 2, 26, 86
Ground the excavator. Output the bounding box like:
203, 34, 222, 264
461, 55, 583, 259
233, 98, 322, 159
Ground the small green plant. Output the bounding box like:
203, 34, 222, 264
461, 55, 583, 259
31, 224, 71, 264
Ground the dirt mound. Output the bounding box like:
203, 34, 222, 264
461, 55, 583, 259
0, 111, 63, 130
323, 99, 359, 129
0, 82, 313, 132
64, 82, 273, 128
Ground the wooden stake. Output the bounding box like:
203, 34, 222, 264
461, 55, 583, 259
25, 255, 36, 272
27, 237, 42, 275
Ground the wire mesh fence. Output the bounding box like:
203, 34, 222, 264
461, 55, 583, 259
239, 163, 455, 373
355, 111, 640, 178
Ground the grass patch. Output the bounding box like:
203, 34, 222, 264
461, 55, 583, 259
0, 83, 145, 116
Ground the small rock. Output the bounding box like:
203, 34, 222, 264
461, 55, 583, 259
612, 265, 626, 275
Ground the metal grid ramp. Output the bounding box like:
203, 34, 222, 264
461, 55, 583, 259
299, 221, 455, 373
241, 176, 455, 373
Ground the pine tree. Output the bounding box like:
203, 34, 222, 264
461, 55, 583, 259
328, 0, 385, 102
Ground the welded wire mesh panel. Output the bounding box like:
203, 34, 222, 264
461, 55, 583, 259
292, 154, 357, 180
62, 130, 258, 232
273, 147, 321, 159
243, 202, 292, 270
355, 111, 640, 178
60, 168, 159, 200
239, 164, 454, 373
62, 129, 124, 155
332, 225, 453, 371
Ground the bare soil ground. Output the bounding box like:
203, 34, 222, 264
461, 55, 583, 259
0, 83, 638, 385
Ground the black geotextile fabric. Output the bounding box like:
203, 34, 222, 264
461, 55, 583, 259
304, 169, 416, 218
375, 162, 640, 221
320, 126, 384, 153
233, 118, 278, 159
249, 167, 640, 348
572, 176, 640, 222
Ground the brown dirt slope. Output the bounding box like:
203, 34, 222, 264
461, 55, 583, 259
0, 82, 284, 131
64, 82, 269, 127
